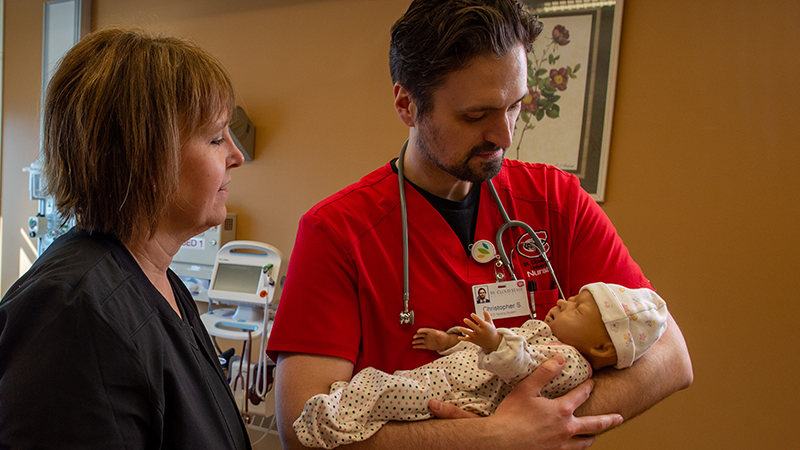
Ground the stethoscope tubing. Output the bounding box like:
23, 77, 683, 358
398, 141, 414, 324
397, 140, 565, 325
486, 181, 566, 301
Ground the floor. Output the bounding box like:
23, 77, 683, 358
248, 421, 282, 450
234, 378, 283, 449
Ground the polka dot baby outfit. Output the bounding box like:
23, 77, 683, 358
293, 320, 591, 448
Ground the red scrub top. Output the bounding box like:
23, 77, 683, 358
267, 159, 650, 374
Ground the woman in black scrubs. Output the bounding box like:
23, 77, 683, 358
0, 27, 250, 449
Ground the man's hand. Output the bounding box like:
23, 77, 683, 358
430, 356, 624, 449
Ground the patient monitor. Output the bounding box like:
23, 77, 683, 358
201, 241, 287, 340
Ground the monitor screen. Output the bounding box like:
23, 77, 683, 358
212, 263, 262, 294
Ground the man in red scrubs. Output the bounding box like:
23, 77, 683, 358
268, 1, 693, 448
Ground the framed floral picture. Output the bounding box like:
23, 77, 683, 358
514, 0, 625, 202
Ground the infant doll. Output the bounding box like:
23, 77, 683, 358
293, 282, 668, 448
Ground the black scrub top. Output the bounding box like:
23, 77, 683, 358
0, 230, 251, 449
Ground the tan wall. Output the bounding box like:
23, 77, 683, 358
3, 0, 799, 448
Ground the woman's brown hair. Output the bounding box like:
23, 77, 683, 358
42, 27, 235, 244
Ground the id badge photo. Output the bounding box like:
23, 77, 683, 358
472, 280, 531, 320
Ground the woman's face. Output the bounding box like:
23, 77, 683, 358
164, 115, 244, 239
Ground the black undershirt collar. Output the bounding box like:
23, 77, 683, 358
391, 158, 481, 254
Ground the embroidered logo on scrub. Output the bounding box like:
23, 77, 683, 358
515, 231, 551, 259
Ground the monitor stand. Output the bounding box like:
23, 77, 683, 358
201, 305, 265, 340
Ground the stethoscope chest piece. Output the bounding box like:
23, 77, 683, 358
399, 309, 414, 325
470, 239, 497, 264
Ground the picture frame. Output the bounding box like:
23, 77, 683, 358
514, 0, 625, 202
42, 0, 91, 105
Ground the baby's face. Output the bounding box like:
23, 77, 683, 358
544, 290, 608, 353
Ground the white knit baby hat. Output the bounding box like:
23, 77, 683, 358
580, 283, 668, 369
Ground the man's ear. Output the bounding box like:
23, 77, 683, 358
393, 82, 417, 128
588, 340, 617, 359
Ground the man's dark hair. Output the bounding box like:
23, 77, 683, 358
389, 0, 543, 118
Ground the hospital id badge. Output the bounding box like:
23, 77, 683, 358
472, 280, 530, 320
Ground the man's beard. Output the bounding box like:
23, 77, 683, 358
416, 118, 505, 183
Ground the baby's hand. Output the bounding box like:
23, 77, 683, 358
460, 311, 502, 354
412, 328, 459, 351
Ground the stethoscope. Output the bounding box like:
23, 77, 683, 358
397, 140, 566, 325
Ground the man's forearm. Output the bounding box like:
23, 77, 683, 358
575, 314, 693, 420
275, 353, 500, 450
343, 416, 501, 450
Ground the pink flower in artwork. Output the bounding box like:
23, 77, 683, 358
521, 87, 541, 113
552, 25, 570, 45
549, 68, 569, 91
512, 23, 582, 160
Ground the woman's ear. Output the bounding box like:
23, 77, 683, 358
393, 82, 417, 128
